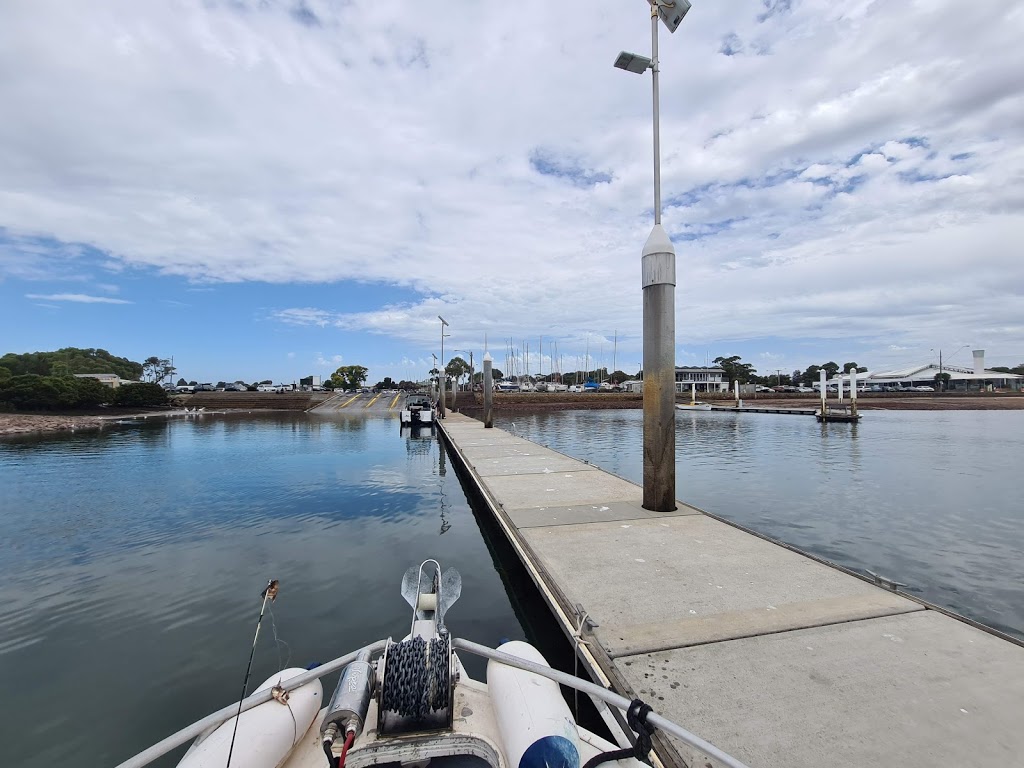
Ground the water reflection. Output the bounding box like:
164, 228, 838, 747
493, 409, 1024, 640
0, 414, 531, 768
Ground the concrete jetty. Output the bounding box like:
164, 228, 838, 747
437, 413, 1024, 768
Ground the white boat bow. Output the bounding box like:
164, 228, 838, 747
116, 561, 750, 768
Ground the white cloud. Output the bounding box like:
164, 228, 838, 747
315, 353, 344, 369
1, 0, 1023, 373
24, 293, 133, 304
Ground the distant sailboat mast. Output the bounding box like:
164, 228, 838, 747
613, 330, 617, 381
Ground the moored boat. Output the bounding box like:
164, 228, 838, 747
676, 383, 712, 411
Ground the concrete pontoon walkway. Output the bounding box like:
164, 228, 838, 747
438, 413, 1024, 768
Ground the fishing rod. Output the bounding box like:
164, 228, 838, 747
225, 579, 279, 767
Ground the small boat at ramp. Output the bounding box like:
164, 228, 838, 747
400, 394, 434, 426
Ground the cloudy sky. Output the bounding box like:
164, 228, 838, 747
1, 0, 1022, 384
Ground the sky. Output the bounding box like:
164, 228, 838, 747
1, 0, 1022, 385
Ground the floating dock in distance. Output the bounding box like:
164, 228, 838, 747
705, 404, 817, 415
815, 404, 862, 422
437, 413, 1024, 768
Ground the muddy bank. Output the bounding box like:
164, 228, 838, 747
0, 406, 188, 437
454, 392, 1024, 414
741, 394, 1024, 411
454, 392, 643, 415
0, 413, 106, 436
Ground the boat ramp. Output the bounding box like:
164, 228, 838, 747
437, 412, 1024, 768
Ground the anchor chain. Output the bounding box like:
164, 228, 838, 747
381, 632, 450, 720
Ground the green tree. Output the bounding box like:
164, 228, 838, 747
112, 383, 169, 407
445, 357, 471, 390
176, 378, 187, 387
0, 347, 143, 380
0, 375, 62, 410
216, 381, 227, 389
0, 374, 111, 411
821, 361, 840, 379
330, 365, 369, 391
73, 377, 110, 407
800, 365, 821, 387
713, 355, 757, 386
142, 357, 176, 383
0, 366, 10, 383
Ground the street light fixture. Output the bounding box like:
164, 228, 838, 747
615, 0, 690, 513
438, 316, 449, 418
614, 51, 652, 74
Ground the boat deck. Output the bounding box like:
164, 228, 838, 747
437, 413, 1024, 768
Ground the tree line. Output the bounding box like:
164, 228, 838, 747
711, 356, 868, 387
0, 347, 170, 412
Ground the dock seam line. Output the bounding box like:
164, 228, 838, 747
607, 604, 928, 659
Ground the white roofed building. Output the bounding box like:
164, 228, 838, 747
833, 350, 1022, 392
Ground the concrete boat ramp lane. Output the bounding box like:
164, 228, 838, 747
437, 413, 1024, 768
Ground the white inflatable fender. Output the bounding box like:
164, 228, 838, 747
487, 641, 580, 768
178, 668, 323, 768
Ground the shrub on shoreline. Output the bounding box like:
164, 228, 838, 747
0, 374, 112, 411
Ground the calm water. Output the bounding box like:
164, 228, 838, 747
494, 408, 1024, 640
0, 414, 539, 768
4, 409, 1023, 767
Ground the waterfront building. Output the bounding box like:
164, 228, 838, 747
674, 365, 728, 393
834, 350, 1022, 392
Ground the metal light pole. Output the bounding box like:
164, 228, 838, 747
438, 315, 449, 418
615, 0, 690, 512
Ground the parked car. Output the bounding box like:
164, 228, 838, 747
256, 384, 277, 392
194, 383, 216, 392
796, 386, 814, 393
912, 385, 935, 392
755, 385, 774, 393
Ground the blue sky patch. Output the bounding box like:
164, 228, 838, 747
529, 149, 612, 187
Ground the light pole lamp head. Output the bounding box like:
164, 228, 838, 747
438, 315, 449, 327
614, 51, 652, 74
651, 0, 692, 34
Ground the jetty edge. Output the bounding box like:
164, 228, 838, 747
436, 412, 1024, 768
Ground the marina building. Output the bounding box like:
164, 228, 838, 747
674, 365, 728, 393
624, 366, 729, 394
835, 350, 1022, 392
